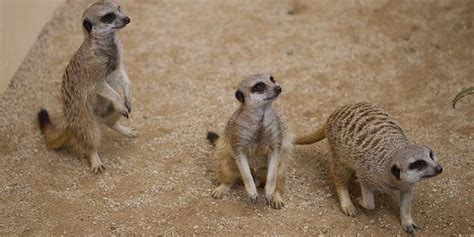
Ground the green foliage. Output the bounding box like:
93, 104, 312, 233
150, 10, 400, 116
453, 86, 474, 108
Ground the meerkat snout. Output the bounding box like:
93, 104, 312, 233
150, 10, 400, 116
274, 86, 282, 95
122, 16, 131, 25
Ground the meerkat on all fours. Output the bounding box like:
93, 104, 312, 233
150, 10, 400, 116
37, 0, 136, 173
206, 73, 293, 209
295, 102, 443, 233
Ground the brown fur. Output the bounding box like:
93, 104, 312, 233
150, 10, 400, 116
37, 1, 135, 173
208, 73, 293, 209
296, 102, 443, 233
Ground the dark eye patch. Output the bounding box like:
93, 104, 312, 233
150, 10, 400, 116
251, 82, 267, 93
409, 160, 427, 170
269, 76, 275, 83
429, 149, 434, 160
101, 13, 116, 23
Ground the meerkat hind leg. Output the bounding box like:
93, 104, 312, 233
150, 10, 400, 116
105, 113, 137, 138
270, 172, 286, 209
331, 160, 356, 216
212, 155, 239, 199
211, 184, 232, 199
89, 150, 105, 174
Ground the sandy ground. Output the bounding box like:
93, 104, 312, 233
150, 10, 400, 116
1, 0, 473, 235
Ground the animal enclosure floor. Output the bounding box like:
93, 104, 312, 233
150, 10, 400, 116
0, 0, 473, 235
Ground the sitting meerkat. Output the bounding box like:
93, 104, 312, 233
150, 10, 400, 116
37, 0, 136, 173
295, 102, 443, 233
206, 73, 293, 209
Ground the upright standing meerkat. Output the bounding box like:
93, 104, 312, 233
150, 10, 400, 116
295, 102, 443, 233
37, 0, 136, 173
206, 73, 293, 209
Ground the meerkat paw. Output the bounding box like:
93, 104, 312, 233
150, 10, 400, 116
341, 203, 357, 217
357, 197, 375, 210
402, 221, 419, 234
113, 124, 138, 138
266, 192, 284, 209
211, 184, 230, 199
90, 161, 105, 174
124, 100, 132, 113
117, 104, 129, 118
249, 193, 259, 205
121, 126, 138, 138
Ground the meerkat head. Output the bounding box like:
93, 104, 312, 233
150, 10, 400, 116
81, 0, 130, 38
235, 73, 282, 108
389, 144, 443, 184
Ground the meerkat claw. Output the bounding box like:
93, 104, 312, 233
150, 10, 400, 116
125, 101, 132, 113
121, 111, 129, 118
268, 193, 284, 209
403, 222, 419, 234
265, 195, 273, 206
91, 164, 105, 174
341, 204, 357, 217
250, 195, 259, 205
211, 184, 229, 199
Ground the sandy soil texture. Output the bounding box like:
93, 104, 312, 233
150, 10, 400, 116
1, 0, 473, 235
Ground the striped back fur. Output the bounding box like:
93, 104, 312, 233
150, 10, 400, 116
327, 102, 409, 160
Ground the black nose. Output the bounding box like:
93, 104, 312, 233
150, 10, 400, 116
274, 86, 282, 95
436, 166, 443, 174
123, 17, 131, 24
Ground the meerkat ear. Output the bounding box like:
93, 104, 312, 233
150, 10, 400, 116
83, 18, 93, 33
391, 164, 401, 180
235, 90, 245, 103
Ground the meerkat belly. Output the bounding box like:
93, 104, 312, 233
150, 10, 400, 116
93, 70, 123, 118
246, 143, 271, 173
93, 94, 115, 118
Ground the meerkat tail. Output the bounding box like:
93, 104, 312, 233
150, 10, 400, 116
206, 131, 220, 146
295, 124, 326, 145
37, 109, 72, 150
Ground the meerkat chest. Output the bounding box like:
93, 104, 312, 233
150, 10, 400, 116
95, 39, 122, 76
246, 127, 279, 169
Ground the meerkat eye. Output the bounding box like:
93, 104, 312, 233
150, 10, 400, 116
251, 82, 267, 93
101, 13, 116, 23
269, 76, 275, 83
409, 160, 427, 170
429, 150, 434, 160
118, 6, 122, 12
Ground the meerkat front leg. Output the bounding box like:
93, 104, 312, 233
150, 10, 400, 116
119, 70, 132, 113
105, 113, 137, 138
235, 153, 259, 204
331, 158, 356, 216
97, 82, 129, 118
400, 188, 418, 233
265, 149, 283, 209
358, 183, 375, 210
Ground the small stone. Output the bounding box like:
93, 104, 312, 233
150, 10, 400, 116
364, 225, 369, 229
